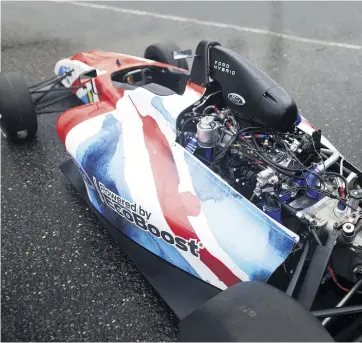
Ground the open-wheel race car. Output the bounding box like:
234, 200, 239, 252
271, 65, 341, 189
1, 40, 362, 341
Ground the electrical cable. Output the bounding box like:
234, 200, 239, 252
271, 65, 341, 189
213, 126, 263, 163
179, 113, 353, 209
323, 171, 349, 195
247, 133, 353, 206
278, 186, 355, 209
250, 134, 329, 188
327, 265, 362, 294
277, 137, 328, 192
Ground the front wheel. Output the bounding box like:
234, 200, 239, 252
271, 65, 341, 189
0, 72, 38, 142
144, 42, 189, 70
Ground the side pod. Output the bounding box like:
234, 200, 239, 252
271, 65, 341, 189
59, 159, 221, 319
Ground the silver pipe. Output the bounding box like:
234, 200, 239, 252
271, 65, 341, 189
347, 172, 358, 186
340, 157, 344, 176
193, 90, 222, 113
316, 151, 340, 172
322, 279, 362, 327
321, 148, 333, 155
202, 105, 217, 115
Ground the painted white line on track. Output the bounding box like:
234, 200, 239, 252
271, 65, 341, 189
52, 0, 362, 51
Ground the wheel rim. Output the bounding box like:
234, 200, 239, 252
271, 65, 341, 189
0, 114, 7, 138
0, 128, 7, 139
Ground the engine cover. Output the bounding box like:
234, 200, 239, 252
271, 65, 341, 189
197, 44, 298, 131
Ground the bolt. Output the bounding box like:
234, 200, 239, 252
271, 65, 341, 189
311, 220, 317, 226
353, 266, 362, 274
334, 222, 339, 228
352, 213, 357, 218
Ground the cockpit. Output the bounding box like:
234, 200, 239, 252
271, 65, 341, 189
111, 65, 189, 96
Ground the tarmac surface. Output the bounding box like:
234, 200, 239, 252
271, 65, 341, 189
2, 1, 362, 341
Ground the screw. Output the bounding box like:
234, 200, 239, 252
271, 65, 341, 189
352, 213, 357, 218
311, 220, 317, 226
334, 222, 339, 228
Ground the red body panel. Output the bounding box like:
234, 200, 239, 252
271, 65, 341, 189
56, 51, 204, 144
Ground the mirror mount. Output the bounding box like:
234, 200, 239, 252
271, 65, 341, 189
173, 49, 195, 60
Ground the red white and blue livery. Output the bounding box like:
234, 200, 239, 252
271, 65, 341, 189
1, 40, 362, 341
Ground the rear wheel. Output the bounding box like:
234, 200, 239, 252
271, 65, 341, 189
144, 42, 189, 70
180, 281, 333, 342
0, 72, 37, 142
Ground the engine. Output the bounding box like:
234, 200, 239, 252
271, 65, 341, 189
177, 40, 362, 336
177, 96, 362, 283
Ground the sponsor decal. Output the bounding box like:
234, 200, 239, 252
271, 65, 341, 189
213, 61, 236, 75
58, 65, 72, 76
227, 93, 245, 106
89, 175, 204, 257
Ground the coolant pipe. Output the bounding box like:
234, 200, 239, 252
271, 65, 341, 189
205, 148, 213, 161
321, 148, 333, 155
304, 150, 340, 199
321, 152, 354, 177
346, 172, 358, 186
317, 150, 340, 171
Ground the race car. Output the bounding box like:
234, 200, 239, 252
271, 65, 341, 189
1, 40, 362, 341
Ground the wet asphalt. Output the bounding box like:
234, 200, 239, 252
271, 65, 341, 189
2, 1, 362, 341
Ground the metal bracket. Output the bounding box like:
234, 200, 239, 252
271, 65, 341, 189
297, 230, 339, 310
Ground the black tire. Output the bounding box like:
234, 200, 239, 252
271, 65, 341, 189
144, 42, 189, 70
0, 72, 37, 142
180, 281, 333, 342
